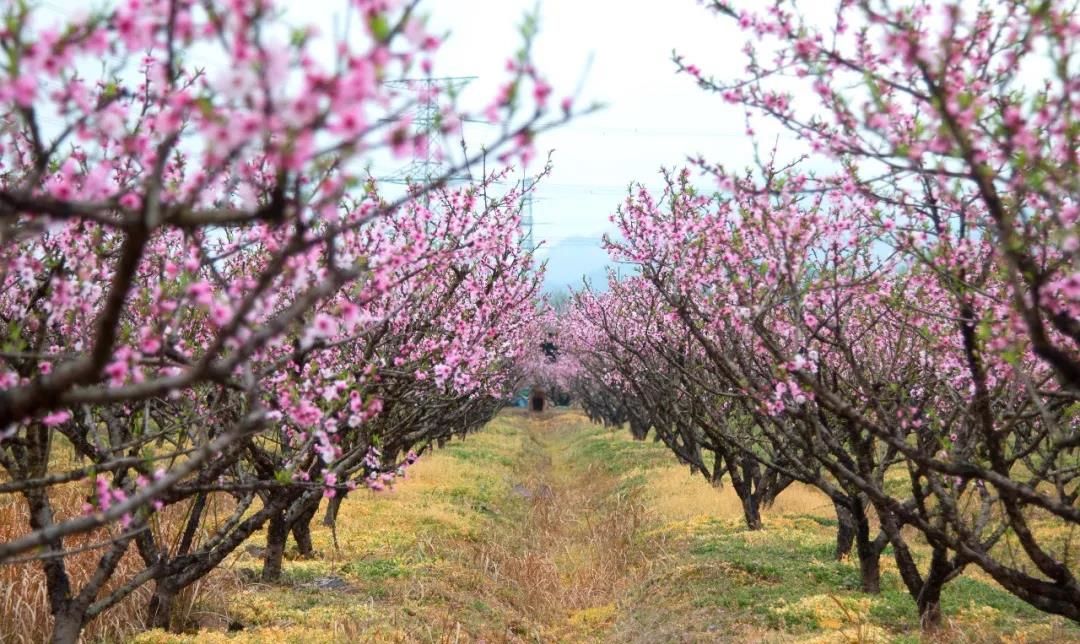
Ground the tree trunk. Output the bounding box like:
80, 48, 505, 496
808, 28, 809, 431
725, 457, 763, 531
833, 498, 855, 560
878, 510, 953, 631
915, 547, 952, 632
857, 541, 881, 594
50, 609, 84, 644
741, 493, 763, 531
323, 493, 345, 527
261, 512, 288, 582
147, 582, 176, 631
291, 504, 318, 558
25, 487, 82, 644
852, 502, 881, 594
918, 585, 943, 631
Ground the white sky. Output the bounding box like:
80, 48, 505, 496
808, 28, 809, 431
35, 0, 797, 284
33, 0, 1013, 289
419, 0, 755, 249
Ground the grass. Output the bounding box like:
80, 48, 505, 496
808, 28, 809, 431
582, 425, 1079, 643
134, 412, 542, 642
6, 411, 1078, 642
132, 410, 659, 642
0, 443, 236, 644
147, 412, 1080, 642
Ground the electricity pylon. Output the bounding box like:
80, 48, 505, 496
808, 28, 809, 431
379, 76, 477, 194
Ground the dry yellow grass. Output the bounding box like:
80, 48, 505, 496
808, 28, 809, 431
132, 411, 661, 643
0, 482, 154, 643
646, 463, 832, 526
480, 425, 649, 641
10, 411, 1078, 643
0, 465, 239, 642
135, 416, 533, 643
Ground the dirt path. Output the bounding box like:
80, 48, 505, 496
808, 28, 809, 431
466, 412, 649, 640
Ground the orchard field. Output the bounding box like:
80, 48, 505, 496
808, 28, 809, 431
2, 0, 1080, 642
127, 412, 1078, 642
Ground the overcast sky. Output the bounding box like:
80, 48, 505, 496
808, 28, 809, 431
397, 0, 778, 291
33, 1, 1003, 290
39, 0, 788, 289
419, 0, 755, 249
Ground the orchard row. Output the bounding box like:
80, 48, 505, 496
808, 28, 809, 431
0, 1, 569, 642
558, 0, 1080, 632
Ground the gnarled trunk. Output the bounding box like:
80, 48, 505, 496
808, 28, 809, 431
291, 503, 318, 558
851, 499, 882, 594
147, 582, 177, 631
918, 584, 943, 631
833, 498, 855, 560
915, 546, 954, 631
261, 512, 289, 582
323, 492, 346, 527
740, 493, 763, 531
725, 456, 768, 531
628, 417, 649, 440
50, 609, 84, 644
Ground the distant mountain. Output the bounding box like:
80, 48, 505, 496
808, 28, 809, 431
539, 236, 613, 294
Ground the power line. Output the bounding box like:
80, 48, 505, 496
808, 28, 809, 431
565, 126, 749, 138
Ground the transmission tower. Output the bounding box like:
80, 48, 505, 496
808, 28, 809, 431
380, 76, 477, 191
520, 175, 536, 253
379, 76, 537, 254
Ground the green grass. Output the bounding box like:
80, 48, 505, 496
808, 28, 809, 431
440, 441, 515, 467
522, 417, 1071, 640
550, 417, 1080, 642
344, 557, 406, 582
617, 509, 1078, 641
561, 426, 672, 475
133, 411, 1080, 644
